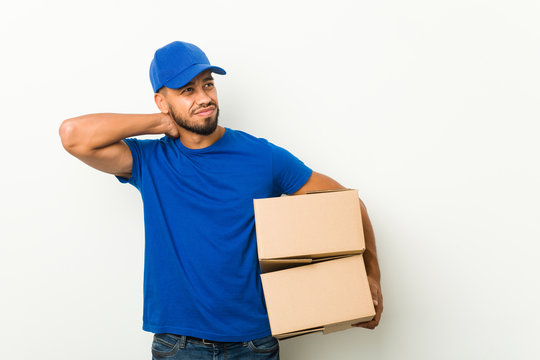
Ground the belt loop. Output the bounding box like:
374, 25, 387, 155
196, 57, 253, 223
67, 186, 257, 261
179, 335, 187, 349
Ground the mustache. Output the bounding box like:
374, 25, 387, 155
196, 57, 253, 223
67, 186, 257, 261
192, 102, 218, 114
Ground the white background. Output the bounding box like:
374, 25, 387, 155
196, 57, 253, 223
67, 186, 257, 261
1, 1, 539, 359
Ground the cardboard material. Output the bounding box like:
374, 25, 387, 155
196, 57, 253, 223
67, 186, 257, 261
260, 255, 375, 339
259, 254, 351, 273
254, 189, 374, 339
253, 189, 365, 261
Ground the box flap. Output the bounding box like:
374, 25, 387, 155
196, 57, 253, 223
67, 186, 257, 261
260, 258, 313, 273
259, 254, 359, 273
274, 327, 324, 340
261, 255, 376, 337
254, 189, 364, 260
311, 254, 353, 263
322, 316, 374, 334
322, 321, 353, 334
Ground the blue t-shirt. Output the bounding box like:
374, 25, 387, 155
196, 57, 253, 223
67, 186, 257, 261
116, 128, 312, 341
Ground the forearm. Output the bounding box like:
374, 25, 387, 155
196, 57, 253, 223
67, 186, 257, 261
360, 199, 381, 282
292, 172, 381, 279
59, 113, 167, 153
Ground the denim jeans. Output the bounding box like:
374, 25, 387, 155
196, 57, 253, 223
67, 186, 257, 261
151, 333, 280, 360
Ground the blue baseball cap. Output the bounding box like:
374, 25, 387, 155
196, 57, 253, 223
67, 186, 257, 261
149, 41, 226, 93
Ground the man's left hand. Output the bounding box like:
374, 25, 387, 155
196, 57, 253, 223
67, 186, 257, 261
353, 276, 383, 330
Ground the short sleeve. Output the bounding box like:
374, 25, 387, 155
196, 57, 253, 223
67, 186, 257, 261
115, 138, 142, 189
270, 143, 312, 195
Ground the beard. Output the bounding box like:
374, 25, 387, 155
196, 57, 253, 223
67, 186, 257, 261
169, 105, 220, 136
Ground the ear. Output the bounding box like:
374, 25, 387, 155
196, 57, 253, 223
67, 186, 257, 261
154, 92, 170, 114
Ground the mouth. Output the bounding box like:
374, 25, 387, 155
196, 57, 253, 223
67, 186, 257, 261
194, 107, 215, 117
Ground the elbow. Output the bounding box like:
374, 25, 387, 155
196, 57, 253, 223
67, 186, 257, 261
59, 118, 81, 153
358, 197, 368, 214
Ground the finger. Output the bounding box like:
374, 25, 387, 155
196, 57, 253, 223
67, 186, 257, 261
353, 309, 381, 329
354, 321, 376, 330
373, 288, 383, 310
369, 284, 380, 303
352, 315, 379, 328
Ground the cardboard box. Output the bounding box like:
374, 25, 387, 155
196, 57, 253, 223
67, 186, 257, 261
253, 189, 365, 263
260, 255, 375, 339
253, 190, 375, 339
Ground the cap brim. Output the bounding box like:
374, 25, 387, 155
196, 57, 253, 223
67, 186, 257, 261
163, 64, 226, 90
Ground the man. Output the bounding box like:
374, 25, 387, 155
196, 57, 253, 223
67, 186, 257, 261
59, 41, 382, 359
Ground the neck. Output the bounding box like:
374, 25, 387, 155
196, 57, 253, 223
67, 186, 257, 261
178, 126, 225, 149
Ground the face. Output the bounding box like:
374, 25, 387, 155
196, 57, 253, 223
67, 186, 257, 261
160, 69, 219, 136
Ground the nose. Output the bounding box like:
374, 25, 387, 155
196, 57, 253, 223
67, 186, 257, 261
194, 88, 212, 106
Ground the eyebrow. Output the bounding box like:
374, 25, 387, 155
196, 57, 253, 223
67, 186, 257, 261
179, 76, 214, 90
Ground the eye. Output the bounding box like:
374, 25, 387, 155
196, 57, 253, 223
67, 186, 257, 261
205, 82, 214, 88
181, 87, 193, 94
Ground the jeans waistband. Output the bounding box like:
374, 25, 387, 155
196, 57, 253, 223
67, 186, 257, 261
186, 336, 244, 345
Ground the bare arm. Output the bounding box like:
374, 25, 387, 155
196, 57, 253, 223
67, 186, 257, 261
293, 171, 383, 329
59, 112, 181, 177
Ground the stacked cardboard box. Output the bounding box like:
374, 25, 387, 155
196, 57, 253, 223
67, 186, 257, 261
253, 189, 375, 339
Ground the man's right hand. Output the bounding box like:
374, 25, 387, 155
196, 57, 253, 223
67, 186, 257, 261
161, 113, 182, 139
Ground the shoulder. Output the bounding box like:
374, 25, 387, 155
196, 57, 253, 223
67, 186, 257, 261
225, 128, 273, 148
225, 129, 301, 158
